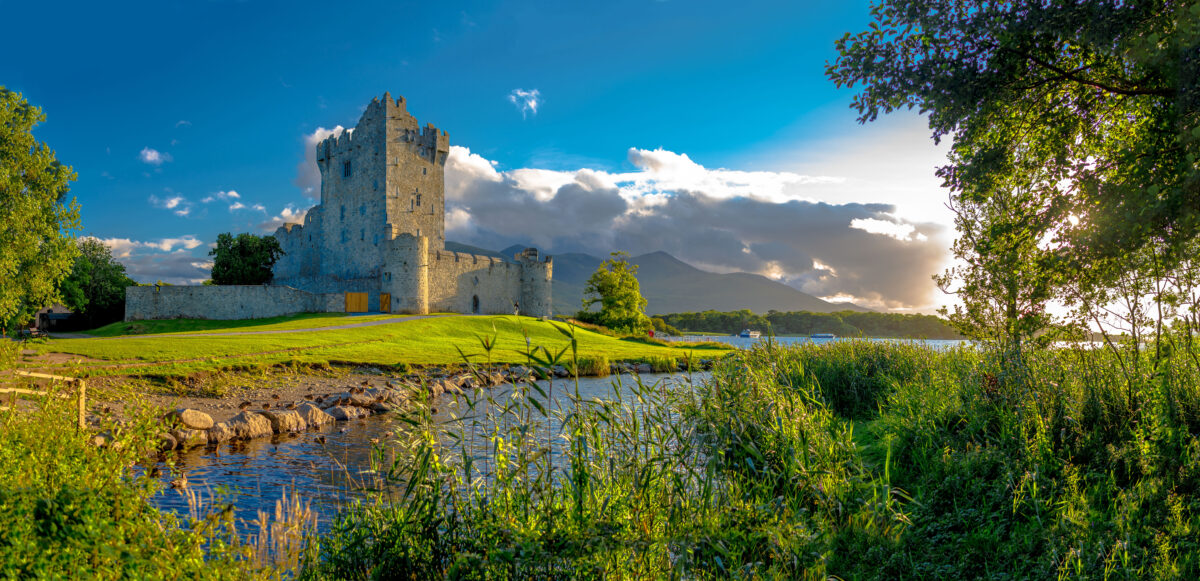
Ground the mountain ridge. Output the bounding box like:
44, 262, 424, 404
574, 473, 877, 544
447, 241, 871, 315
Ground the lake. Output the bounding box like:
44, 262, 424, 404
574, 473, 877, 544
151, 371, 707, 533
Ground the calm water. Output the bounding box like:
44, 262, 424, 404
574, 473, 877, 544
151, 372, 706, 532
666, 334, 969, 350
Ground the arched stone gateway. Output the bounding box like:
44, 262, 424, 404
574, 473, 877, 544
471, 295, 480, 314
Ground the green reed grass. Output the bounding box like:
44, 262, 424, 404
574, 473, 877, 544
298, 330, 1200, 579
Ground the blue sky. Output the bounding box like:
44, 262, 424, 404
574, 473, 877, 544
2, 0, 953, 311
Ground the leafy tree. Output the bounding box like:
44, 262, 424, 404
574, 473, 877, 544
208, 233, 284, 285
0, 88, 81, 335
579, 252, 650, 333
828, 1, 1199, 265
59, 238, 136, 329
829, 0, 1200, 361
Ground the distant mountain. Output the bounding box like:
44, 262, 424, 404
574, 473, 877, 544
446, 242, 870, 315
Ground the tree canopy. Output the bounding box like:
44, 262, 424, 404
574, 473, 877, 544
59, 238, 136, 329
0, 88, 81, 332
828, 0, 1200, 265
208, 233, 284, 285
578, 252, 651, 333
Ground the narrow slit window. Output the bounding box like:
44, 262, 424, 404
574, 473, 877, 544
343, 160, 351, 178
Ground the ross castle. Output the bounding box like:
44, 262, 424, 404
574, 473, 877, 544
126, 93, 553, 321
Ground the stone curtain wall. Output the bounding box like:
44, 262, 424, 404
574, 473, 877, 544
125, 285, 343, 321
425, 251, 522, 314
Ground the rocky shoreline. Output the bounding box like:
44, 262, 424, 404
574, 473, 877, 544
99, 360, 717, 452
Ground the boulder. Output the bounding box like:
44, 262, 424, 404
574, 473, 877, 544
206, 422, 235, 444
636, 363, 653, 374
371, 402, 399, 413
296, 402, 335, 427
259, 409, 307, 433
226, 411, 273, 440
507, 365, 530, 380
489, 372, 507, 386
90, 431, 114, 448
166, 408, 214, 430
326, 405, 366, 421
157, 432, 177, 451
171, 428, 208, 449
552, 365, 569, 378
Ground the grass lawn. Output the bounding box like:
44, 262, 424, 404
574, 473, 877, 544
34, 314, 731, 377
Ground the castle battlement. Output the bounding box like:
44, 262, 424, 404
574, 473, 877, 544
273, 93, 552, 317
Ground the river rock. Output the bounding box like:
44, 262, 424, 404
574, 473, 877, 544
166, 408, 214, 430
488, 372, 506, 386
507, 365, 530, 380
172, 428, 208, 449
552, 365, 569, 378
259, 409, 307, 433
207, 422, 234, 444
326, 405, 366, 421
296, 402, 335, 427
226, 411, 273, 440
158, 432, 177, 451
90, 431, 114, 448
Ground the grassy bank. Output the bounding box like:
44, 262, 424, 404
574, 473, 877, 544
296, 338, 1200, 579
27, 315, 728, 378
0, 338, 297, 577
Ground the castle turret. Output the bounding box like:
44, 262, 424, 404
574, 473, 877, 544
517, 248, 553, 318
384, 233, 429, 314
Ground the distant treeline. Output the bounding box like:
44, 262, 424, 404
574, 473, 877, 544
657, 309, 963, 339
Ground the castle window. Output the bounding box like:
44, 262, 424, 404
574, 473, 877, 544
373, 180, 378, 191
343, 160, 351, 178
385, 272, 391, 282
416, 194, 422, 207
360, 229, 365, 241
410, 198, 414, 212
423, 167, 427, 175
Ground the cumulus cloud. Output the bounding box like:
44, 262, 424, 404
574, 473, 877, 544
85, 235, 209, 284
139, 147, 171, 165
148, 193, 192, 217
294, 126, 347, 199
201, 190, 240, 203
508, 89, 541, 119
258, 204, 311, 232
443, 145, 950, 310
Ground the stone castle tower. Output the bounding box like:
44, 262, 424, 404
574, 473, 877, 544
272, 93, 553, 317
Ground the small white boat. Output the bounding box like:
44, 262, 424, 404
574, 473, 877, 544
738, 329, 761, 338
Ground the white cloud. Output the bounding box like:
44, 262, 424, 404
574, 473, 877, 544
508, 89, 541, 119
201, 190, 240, 203
294, 126, 347, 199
84, 235, 210, 285
148, 193, 192, 217
259, 204, 311, 232
849, 217, 928, 242
444, 145, 950, 310
139, 147, 171, 165
228, 202, 245, 211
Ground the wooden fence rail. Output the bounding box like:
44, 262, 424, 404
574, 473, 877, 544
0, 371, 86, 431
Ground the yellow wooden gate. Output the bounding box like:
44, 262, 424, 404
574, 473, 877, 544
380, 293, 391, 313
345, 292, 368, 313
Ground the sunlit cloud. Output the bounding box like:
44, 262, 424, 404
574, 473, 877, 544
139, 147, 171, 165
508, 89, 541, 119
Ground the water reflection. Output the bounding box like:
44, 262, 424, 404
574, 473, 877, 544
151, 372, 705, 532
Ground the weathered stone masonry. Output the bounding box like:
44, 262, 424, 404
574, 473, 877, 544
126, 93, 552, 321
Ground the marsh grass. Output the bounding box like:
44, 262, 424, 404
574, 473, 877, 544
298, 328, 1200, 579
0, 349, 320, 578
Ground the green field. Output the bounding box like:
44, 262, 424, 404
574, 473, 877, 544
34, 314, 729, 376
81, 312, 417, 337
